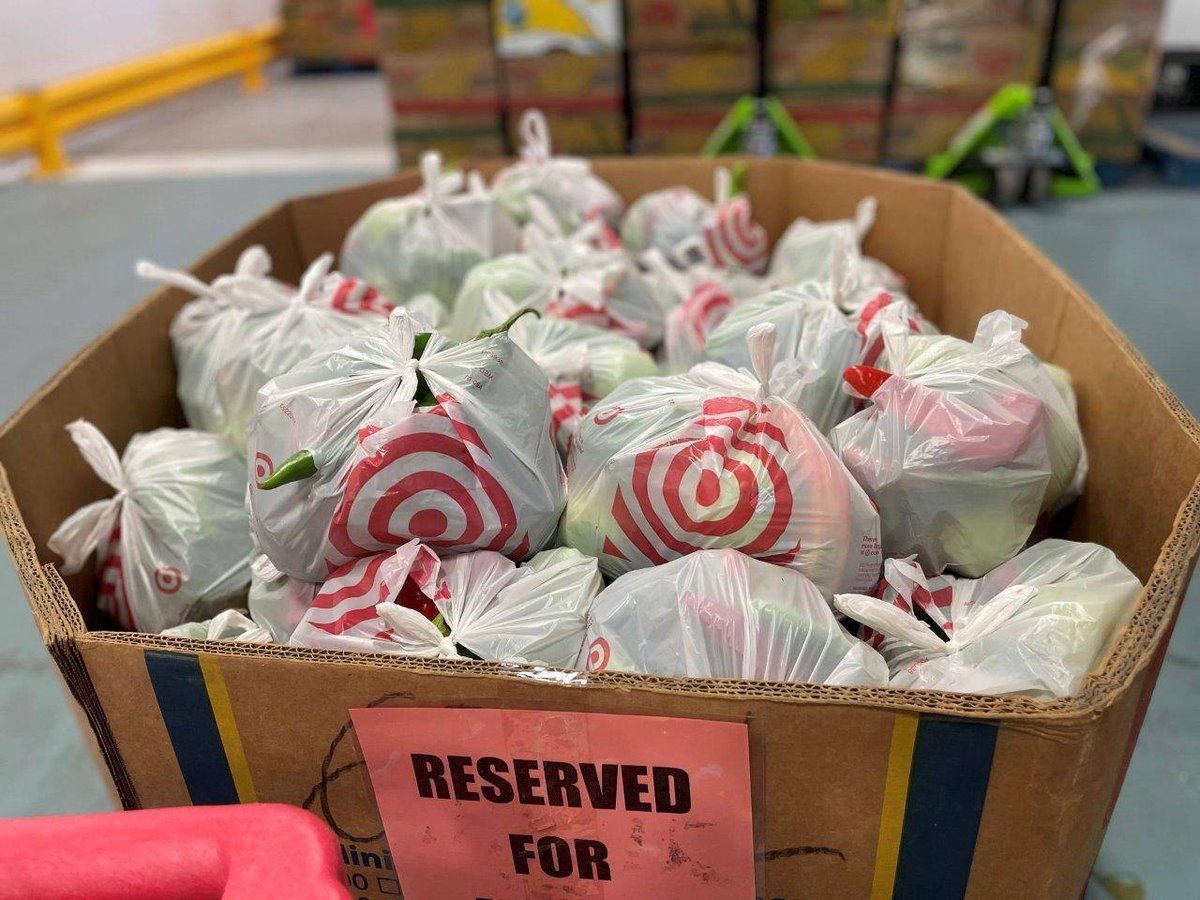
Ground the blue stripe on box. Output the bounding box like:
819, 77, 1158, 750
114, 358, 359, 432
144, 650, 239, 805
892, 717, 998, 900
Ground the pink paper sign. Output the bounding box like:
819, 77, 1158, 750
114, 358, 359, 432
351, 707, 755, 900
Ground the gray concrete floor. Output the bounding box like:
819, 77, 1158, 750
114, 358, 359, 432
0, 70, 1196, 897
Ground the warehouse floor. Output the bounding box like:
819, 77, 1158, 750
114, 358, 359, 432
0, 71, 1196, 898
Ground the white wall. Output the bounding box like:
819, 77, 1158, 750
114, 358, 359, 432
1162, 0, 1200, 49
0, 0, 276, 93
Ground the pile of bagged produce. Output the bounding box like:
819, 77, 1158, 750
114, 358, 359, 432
50, 111, 1141, 700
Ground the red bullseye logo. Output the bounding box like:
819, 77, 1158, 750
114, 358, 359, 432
586, 637, 611, 672
254, 452, 274, 482
154, 565, 182, 594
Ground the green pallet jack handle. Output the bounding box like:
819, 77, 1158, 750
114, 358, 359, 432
923, 83, 1100, 198
702, 95, 817, 160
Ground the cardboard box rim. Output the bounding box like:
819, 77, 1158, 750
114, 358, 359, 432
2, 157, 1198, 732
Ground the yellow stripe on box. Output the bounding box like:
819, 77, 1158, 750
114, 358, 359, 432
198, 653, 258, 804
871, 712, 919, 900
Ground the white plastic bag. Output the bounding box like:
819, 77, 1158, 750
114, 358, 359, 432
497, 291, 658, 457
142, 251, 387, 450
342, 152, 509, 309
770, 197, 902, 291
152, 246, 287, 434
640, 248, 772, 372
451, 235, 665, 348
248, 310, 566, 580
834, 540, 1141, 698
246, 554, 316, 643
621, 168, 769, 273
48, 420, 252, 633
290, 541, 600, 667
831, 313, 1084, 576
491, 110, 624, 231
161, 609, 270, 643
704, 283, 861, 434
561, 324, 882, 597
867, 310, 1086, 509
581, 549, 888, 685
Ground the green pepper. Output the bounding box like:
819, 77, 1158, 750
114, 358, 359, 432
431, 612, 483, 660
258, 308, 540, 490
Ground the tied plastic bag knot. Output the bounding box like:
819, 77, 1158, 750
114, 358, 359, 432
47, 420, 129, 574
745, 322, 777, 398
386, 307, 420, 360
713, 167, 733, 205
373, 602, 460, 659
519, 109, 552, 163
291, 253, 336, 308
853, 197, 878, 240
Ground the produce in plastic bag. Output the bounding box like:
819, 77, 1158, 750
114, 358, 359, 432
291, 541, 600, 667
831, 312, 1086, 576
247, 554, 316, 643
621, 168, 768, 273
249, 309, 566, 580
491, 109, 624, 231
342, 152, 515, 310
519, 194, 623, 254
770, 197, 903, 292
580, 549, 888, 685
493, 290, 658, 457
866, 310, 1086, 509
704, 279, 861, 434
451, 233, 664, 348
149, 246, 286, 434
561, 324, 882, 597
161, 609, 270, 643
834, 540, 1141, 698
640, 249, 772, 372
49, 420, 252, 633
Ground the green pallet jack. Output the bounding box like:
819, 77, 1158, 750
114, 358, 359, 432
702, 96, 817, 160
924, 83, 1101, 205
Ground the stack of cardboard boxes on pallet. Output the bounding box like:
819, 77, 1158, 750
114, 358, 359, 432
886, 0, 1050, 163
628, 0, 759, 154
376, 0, 505, 162
495, 1, 626, 155
767, 0, 897, 163
282, 0, 380, 69
1051, 0, 1165, 164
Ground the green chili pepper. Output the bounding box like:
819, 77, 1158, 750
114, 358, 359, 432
257, 448, 317, 490
473, 306, 539, 341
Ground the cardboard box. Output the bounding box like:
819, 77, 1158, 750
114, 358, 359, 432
374, 0, 494, 53
506, 102, 625, 154
4, 158, 1199, 900
630, 47, 759, 104
899, 0, 1048, 31
500, 50, 622, 100
382, 49, 501, 107
281, 0, 380, 66
1058, 0, 1166, 44
884, 89, 987, 161
391, 115, 506, 164
770, 0, 898, 25
769, 20, 894, 94
626, 0, 758, 50
631, 102, 730, 154
1053, 41, 1163, 98
492, 0, 623, 56
785, 93, 885, 162
898, 24, 1046, 94
1062, 91, 1154, 163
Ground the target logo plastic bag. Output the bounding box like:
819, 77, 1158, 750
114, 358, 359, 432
561, 324, 882, 598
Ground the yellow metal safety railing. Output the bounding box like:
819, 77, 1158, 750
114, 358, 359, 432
0, 22, 280, 177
